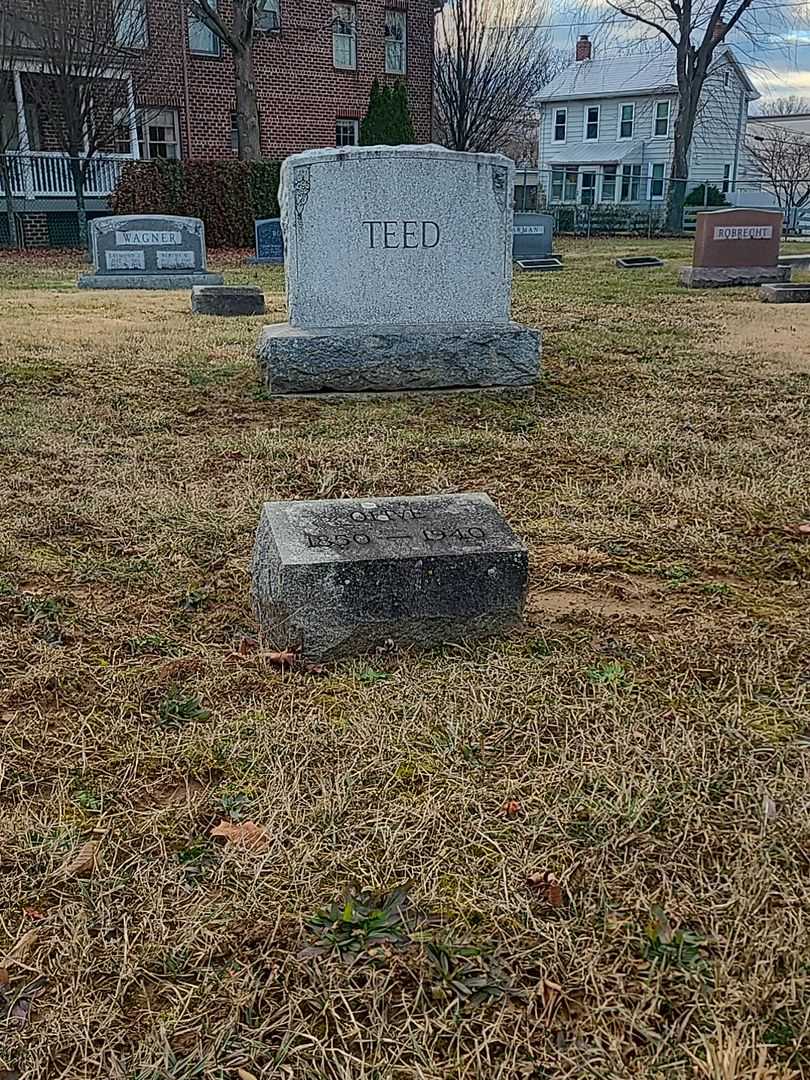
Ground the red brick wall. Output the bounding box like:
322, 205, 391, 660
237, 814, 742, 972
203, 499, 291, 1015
138, 0, 433, 160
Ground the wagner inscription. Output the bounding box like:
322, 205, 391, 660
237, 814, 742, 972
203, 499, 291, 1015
362, 220, 441, 249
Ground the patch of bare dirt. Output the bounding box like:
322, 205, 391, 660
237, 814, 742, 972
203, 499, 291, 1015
528, 573, 666, 622
714, 301, 810, 374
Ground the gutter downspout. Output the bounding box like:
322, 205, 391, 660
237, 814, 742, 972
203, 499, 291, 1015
179, 0, 193, 159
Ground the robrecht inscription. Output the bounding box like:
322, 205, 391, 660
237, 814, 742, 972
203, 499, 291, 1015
713, 225, 773, 240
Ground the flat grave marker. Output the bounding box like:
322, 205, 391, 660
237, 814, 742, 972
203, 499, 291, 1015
251, 493, 528, 660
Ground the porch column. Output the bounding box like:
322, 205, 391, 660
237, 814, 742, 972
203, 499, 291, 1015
126, 75, 140, 159
13, 71, 35, 199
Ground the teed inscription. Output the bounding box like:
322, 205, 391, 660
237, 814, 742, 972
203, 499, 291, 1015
362, 220, 441, 249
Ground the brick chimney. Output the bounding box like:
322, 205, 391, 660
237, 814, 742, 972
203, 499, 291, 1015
576, 34, 592, 61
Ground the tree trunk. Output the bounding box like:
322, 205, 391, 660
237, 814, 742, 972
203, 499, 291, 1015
1, 156, 18, 248
69, 156, 88, 247
233, 44, 261, 161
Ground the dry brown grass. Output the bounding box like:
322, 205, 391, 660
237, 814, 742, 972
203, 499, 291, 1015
1, 240, 808, 1080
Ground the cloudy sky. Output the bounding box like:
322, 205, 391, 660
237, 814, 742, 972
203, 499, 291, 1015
546, 0, 810, 105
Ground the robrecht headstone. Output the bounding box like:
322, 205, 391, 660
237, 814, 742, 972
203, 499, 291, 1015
512, 213, 554, 261
251, 493, 528, 660
257, 145, 540, 396
679, 208, 790, 288
79, 215, 223, 289
252, 218, 285, 264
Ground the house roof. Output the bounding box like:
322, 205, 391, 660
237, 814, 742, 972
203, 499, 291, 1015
537, 47, 758, 104
544, 141, 642, 166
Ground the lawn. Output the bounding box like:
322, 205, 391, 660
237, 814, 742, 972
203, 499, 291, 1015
1, 238, 808, 1080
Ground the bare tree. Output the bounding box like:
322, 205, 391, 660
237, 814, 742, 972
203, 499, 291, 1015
601, 0, 770, 229
187, 1, 274, 161
747, 118, 810, 219
759, 94, 810, 116
10, 0, 158, 245
0, 4, 22, 245
434, 0, 555, 153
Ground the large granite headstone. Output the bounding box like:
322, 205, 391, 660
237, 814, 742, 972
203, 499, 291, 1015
679, 209, 790, 288
252, 218, 285, 264
512, 213, 554, 261
79, 215, 223, 289
251, 493, 528, 660
257, 145, 540, 396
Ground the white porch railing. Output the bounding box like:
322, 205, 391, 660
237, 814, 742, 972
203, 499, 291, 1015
0, 152, 132, 199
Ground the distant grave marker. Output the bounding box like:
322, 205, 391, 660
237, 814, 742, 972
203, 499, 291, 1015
79, 215, 223, 289
512, 213, 554, 261
679, 209, 789, 288
252, 218, 285, 264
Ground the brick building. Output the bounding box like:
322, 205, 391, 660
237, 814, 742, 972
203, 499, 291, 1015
1, 0, 434, 246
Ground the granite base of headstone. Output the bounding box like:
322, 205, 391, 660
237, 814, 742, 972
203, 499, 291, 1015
679, 209, 789, 289
257, 145, 540, 398
760, 283, 810, 303
191, 285, 266, 316
251, 493, 528, 661
78, 215, 223, 290
779, 253, 810, 270
248, 218, 285, 265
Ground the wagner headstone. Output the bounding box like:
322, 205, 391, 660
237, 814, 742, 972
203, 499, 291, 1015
512, 212, 554, 261
251, 493, 528, 660
257, 145, 540, 396
79, 215, 223, 289
252, 218, 285, 264
679, 208, 789, 288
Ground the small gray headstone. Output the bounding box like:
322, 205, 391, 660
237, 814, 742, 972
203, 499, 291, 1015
79, 215, 223, 289
253, 218, 284, 264
251, 493, 528, 660
512, 213, 554, 260
192, 285, 266, 316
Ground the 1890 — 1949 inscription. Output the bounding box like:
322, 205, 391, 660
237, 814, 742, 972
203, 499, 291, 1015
251, 493, 528, 660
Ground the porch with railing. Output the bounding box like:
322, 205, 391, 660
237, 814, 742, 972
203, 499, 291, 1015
0, 152, 132, 201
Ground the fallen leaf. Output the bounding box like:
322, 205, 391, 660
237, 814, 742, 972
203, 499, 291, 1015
797, 523, 810, 534
22, 908, 45, 921
10, 997, 32, 1025
302, 661, 326, 675
236, 634, 259, 656
527, 870, 564, 907
0, 967, 8, 987
59, 840, 99, 878
1, 928, 39, 968
763, 794, 777, 822
503, 799, 522, 817
265, 649, 298, 666
237, 1069, 259, 1080
210, 819, 269, 853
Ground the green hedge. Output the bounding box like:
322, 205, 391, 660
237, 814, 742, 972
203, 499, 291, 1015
112, 159, 281, 247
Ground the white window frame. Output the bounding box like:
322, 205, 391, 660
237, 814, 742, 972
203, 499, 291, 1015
723, 70, 731, 89
115, 107, 180, 160
652, 99, 670, 138
188, 0, 221, 55
256, 0, 281, 32
579, 170, 597, 205
115, 0, 148, 48
722, 162, 732, 194
649, 161, 665, 200
384, 9, 406, 75
550, 168, 563, 203
335, 117, 359, 146
620, 163, 642, 202
552, 107, 567, 144
617, 102, 635, 141
601, 165, 617, 203
584, 104, 599, 142
563, 167, 578, 202
332, 3, 357, 70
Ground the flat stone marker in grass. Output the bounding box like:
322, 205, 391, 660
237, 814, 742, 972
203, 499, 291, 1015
515, 257, 563, 272
760, 283, 810, 303
251, 493, 528, 660
616, 256, 664, 269
679, 208, 790, 288
191, 285, 266, 316
79, 215, 223, 290
257, 145, 540, 398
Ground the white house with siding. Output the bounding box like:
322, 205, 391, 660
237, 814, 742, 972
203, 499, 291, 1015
536, 37, 759, 208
